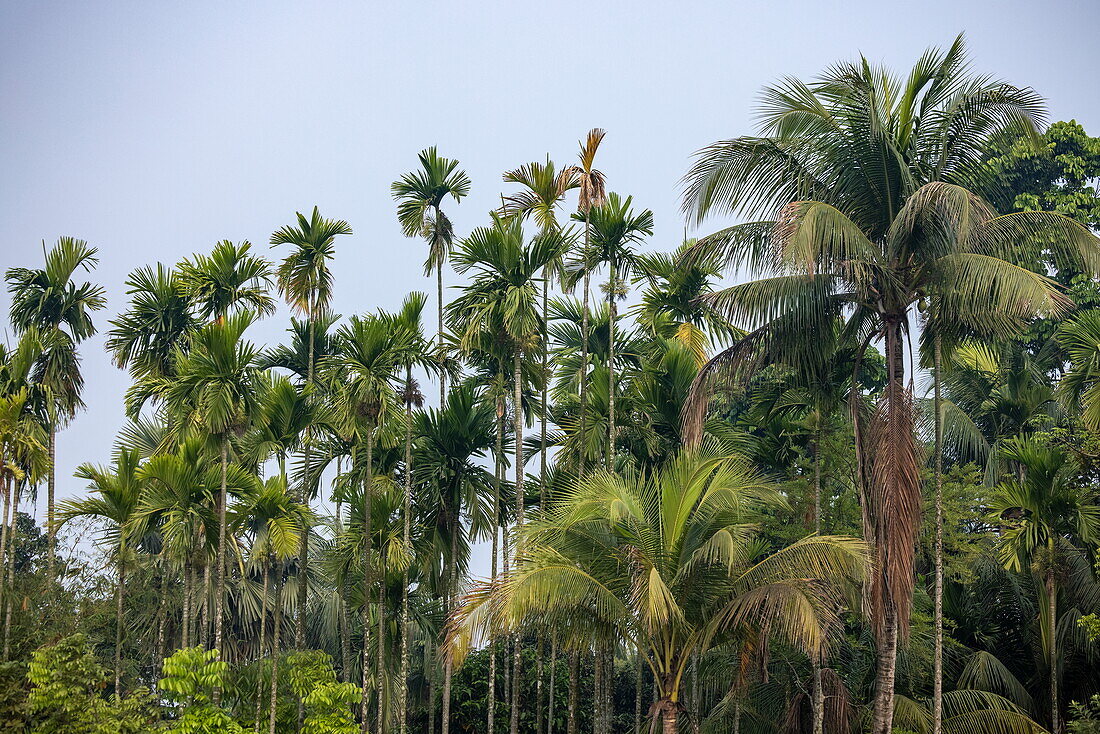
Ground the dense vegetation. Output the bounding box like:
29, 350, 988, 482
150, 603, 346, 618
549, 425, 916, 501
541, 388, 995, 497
3, 36, 1100, 734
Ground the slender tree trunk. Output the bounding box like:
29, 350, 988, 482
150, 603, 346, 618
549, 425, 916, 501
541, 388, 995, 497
361, 432, 375, 734
401, 366, 414, 734
537, 637, 545, 734
607, 258, 616, 468
871, 606, 899, 734
812, 429, 825, 734
377, 575, 386, 734
592, 646, 602, 734
490, 395, 504, 734
213, 439, 228, 704
255, 560, 270, 733
436, 205, 447, 406
155, 573, 167, 670
634, 647, 642, 734
298, 307, 316, 653
114, 544, 125, 703
443, 513, 458, 734
548, 636, 558, 734
538, 277, 550, 734
933, 335, 944, 734
0, 476, 10, 616
511, 351, 525, 734
2, 485, 19, 660
1048, 563, 1060, 734
428, 636, 437, 734
568, 649, 579, 734
269, 563, 284, 734
182, 558, 192, 648
812, 665, 825, 734
577, 215, 592, 478
201, 563, 210, 647
47, 425, 56, 579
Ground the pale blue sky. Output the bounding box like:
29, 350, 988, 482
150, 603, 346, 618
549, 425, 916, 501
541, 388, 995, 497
2, 0, 1098, 566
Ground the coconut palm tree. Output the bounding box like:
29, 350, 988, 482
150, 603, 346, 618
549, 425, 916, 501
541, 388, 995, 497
5, 237, 106, 576
392, 147, 472, 405
449, 449, 868, 734
989, 437, 1100, 733
271, 205, 352, 656
165, 310, 263, 683
326, 311, 418, 732
679, 37, 1100, 734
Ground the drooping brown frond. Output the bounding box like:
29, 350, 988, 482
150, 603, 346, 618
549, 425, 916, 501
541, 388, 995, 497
864, 382, 922, 637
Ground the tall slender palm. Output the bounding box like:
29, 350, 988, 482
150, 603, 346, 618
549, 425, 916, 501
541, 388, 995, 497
449, 449, 868, 734
270, 205, 352, 653
989, 438, 1100, 734
106, 264, 198, 417
165, 310, 263, 684
234, 474, 308, 734
571, 193, 653, 461
679, 37, 1099, 734
327, 312, 417, 733
392, 147, 472, 406
567, 130, 607, 477
5, 237, 106, 575
61, 448, 146, 702
178, 240, 276, 323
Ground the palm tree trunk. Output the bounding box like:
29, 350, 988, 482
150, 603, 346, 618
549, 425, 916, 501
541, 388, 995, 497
213, 439, 228, 705
537, 637, 545, 734
401, 366, 414, 734
201, 563, 210, 647
443, 512, 458, 734
298, 306, 317, 655
0, 475, 10, 616
114, 543, 125, 703
592, 646, 602, 734
1047, 562, 1060, 734
436, 204, 447, 406
871, 606, 899, 734
660, 700, 677, 734
567, 649, 579, 734
377, 574, 386, 734
511, 350, 525, 734
812, 429, 825, 734
155, 572, 167, 669
255, 560, 270, 733
578, 216, 592, 478
47, 425, 56, 579
812, 665, 825, 734
634, 647, 642, 734
548, 636, 558, 734
269, 562, 284, 734
490, 394, 504, 734
182, 558, 192, 648
427, 636, 437, 734
538, 278, 550, 734
361, 431, 375, 734
607, 258, 616, 468
2, 484, 19, 660
933, 335, 944, 734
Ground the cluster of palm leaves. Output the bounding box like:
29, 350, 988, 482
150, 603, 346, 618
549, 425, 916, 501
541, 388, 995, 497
4, 33, 1100, 734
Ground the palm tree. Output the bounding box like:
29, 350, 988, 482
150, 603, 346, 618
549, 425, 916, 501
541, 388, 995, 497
270, 205, 352, 653
5, 237, 106, 575
571, 193, 653, 461
234, 474, 309, 734
1055, 310, 1100, 431
449, 449, 868, 734
989, 437, 1100, 733
392, 147, 472, 405
165, 310, 263, 684
567, 130, 607, 477
679, 37, 1100, 734
106, 264, 199, 417
61, 448, 146, 702
178, 240, 276, 323
327, 312, 417, 732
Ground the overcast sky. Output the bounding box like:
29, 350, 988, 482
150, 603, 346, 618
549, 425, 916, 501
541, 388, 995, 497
2, 0, 1098, 573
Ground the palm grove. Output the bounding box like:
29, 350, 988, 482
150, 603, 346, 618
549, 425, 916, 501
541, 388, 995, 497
4, 37, 1100, 734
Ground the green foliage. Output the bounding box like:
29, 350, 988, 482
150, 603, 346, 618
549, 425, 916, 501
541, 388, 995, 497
158, 648, 242, 734
1070, 695, 1100, 733
286, 651, 359, 734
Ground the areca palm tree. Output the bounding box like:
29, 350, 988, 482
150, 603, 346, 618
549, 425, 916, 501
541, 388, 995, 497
106, 264, 198, 417
165, 310, 263, 681
989, 437, 1100, 733
679, 37, 1100, 734
448, 449, 868, 734
5, 237, 106, 575
567, 130, 608, 477
61, 448, 146, 702
270, 205, 352, 653
178, 240, 276, 323
326, 311, 417, 732
392, 147, 472, 405
570, 193, 653, 460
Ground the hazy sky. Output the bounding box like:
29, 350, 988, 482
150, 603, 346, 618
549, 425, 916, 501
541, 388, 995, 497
2, 0, 1098, 571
